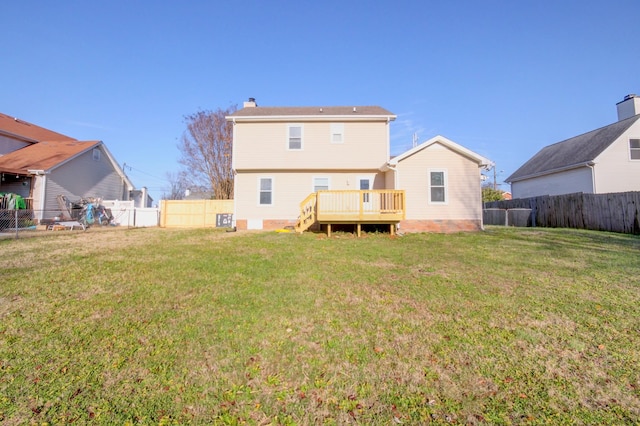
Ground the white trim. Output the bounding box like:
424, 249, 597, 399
428, 168, 448, 205
258, 176, 274, 206
387, 135, 492, 168
287, 124, 303, 151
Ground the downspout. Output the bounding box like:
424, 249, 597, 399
386, 162, 399, 231
386, 117, 391, 161
587, 161, 596, 193
231, 118, 238, 230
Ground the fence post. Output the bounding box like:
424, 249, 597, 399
14, 209, 19, 239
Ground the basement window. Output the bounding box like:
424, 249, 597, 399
630, 139, 640, 160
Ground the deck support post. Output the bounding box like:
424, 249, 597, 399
327, 223, 332, 238
390, 223, 395, 236
356, 223, 361, 237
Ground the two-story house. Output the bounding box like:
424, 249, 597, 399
506, 94, 640, 198
227, 99, 491, 234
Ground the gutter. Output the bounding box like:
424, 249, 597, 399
226, 115, 397, 123
0, 129, 40, 144
507, 161, 595, 183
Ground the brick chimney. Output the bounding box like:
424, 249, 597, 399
616, 94, 640, 121
243, 97, 257, 108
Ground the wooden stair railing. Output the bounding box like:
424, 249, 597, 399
294, 192, 317, 233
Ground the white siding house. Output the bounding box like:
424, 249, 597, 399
507, 95, 640, 198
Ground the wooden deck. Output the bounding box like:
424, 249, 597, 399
296, 190, 405, 236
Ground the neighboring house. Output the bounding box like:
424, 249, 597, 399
227, 99, 491, 233
506, 94, 640, 198
184, 190, 215, 200
0, 112, 146, 222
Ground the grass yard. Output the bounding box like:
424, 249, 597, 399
1, 226, 639, 425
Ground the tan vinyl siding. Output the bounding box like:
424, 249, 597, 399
235, 171, 385, 222
234, 121, 389, 170
385, 169, 396, 189
42, 147, 127, 217
395, 143, 482, 220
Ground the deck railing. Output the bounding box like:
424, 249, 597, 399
316, 190, 405, 222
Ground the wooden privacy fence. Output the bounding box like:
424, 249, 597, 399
160, 199, 234, 228
485, 191, 640, 234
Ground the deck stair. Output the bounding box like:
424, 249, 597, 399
294, 192, 318, 233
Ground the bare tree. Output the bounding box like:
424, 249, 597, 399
178, 106, 237, 199
162, 171, 188, 200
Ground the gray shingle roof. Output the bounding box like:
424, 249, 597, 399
228, 106, 395, 117
507, 114, 640, 182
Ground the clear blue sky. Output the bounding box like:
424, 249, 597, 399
3, 1, 639, 202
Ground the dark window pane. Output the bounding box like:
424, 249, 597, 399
431, 187, 445, 202
260, 192, 271, 205
430, 172, 444, 186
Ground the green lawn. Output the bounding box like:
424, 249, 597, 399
1, 227, 639, 425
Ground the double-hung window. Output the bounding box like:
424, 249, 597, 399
313, 177, 329, 192
630, 139, 640, 160
288, 124, 303, 150
429, 169, 447, 204
259, 177, 273, 205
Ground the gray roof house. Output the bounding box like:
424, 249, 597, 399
506, 94, 640, 199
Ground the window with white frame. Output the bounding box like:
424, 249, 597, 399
630, 139, 640, 160
288, 124, 303, 150
429, 170, 447, 203
313, 177, 329, 192
259, 177, 273, 205
330, 123, 344, 144
92, 148, 101, 161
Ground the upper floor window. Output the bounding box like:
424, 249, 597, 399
259, 177, 273, 205
92, 148, 101, 161
630, 139, 640, 160
331, 123, 344, 144
429, 169, 447, 204
288, 124, 303, 150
